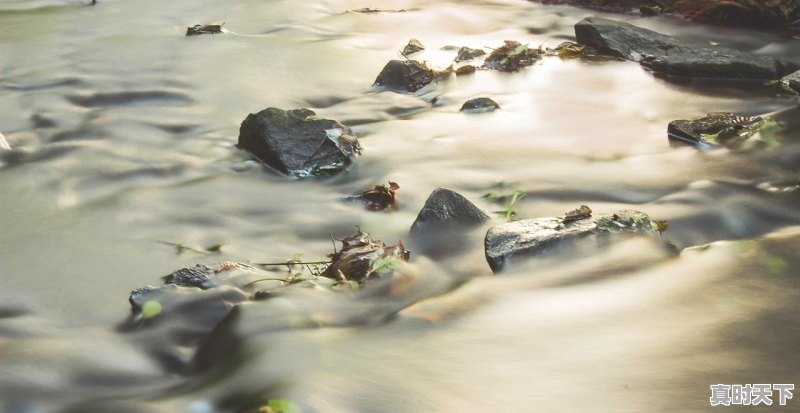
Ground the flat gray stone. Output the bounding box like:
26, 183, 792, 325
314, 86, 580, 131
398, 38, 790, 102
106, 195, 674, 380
575, 17, 795, 80
485, 209, 668, 272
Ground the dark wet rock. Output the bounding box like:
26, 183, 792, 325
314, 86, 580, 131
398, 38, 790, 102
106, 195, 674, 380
237, 107, 361, 177
455, 47, 486, 63
530, 0, 662, 14
410, 188, 489, 238
374, 60, 435, 92
531, 1, 800, 31
485, 208, 668, 272
402, 38, 425, 56
574, 17, 795, 80
460, 97, 501, 113
186, 23, 225, 36
668, 0, 800, 30
483, 40, 543, 72
667, 112, 775, 149
780, 70, 800, 94
323, 232, 410, 283
162, 265, 213, 289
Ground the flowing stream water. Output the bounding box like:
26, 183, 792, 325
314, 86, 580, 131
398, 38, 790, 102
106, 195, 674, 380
1, 1, 799, 412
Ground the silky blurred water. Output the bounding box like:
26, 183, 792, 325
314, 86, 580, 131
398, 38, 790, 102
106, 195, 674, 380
1, 1, 799, 412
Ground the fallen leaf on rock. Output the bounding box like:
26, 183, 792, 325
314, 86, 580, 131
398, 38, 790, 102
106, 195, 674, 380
323, 231, 410, 283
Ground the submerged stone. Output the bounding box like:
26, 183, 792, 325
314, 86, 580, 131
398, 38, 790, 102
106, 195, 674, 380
531, 1, 800, 31
460, 97, 501, 113
485, 208, 668, 272
455, 65, 477, 76
574, 17, 795, 80
667, 112, 774, 149
186, 23, 226, 36
237, 107, 361, 177
162, 265, 214, 289
454, 47, 486, 63
374, 60, 435, 92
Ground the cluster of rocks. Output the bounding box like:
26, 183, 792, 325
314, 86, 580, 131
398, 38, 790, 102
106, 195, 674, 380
130, 187, 671, 320
135, 7, 798, 332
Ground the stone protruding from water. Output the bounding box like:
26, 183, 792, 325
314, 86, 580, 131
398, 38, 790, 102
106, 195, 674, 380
238, 107, 361, 177
485, 209, 667, 272
781, 70, 800, 94
460, 97, 501, 113
574, 17, 795, 80
374, 60, 435, 92
454, 46, 486, 63
402, 39, 426, 56
410, 188, 489, 238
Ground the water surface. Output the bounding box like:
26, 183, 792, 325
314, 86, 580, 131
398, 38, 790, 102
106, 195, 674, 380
1, 1, 799, 412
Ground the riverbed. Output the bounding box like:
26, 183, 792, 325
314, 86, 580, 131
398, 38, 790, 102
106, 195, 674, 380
1, 1, 799, 412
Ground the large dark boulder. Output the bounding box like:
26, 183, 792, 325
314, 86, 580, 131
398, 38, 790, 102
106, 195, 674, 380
574, 17, 796, 80
531, 1, 800, 31
237, 107, 361, 177
373, 60, 435, 92
485, 208, 670, 272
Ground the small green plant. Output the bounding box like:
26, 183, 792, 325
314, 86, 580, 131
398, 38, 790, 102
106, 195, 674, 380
258, 399, 301, 413
484, 190, 525, 220
368, 255, 405, 277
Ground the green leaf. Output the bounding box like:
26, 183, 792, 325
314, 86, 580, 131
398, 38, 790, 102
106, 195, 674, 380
700, 131, 721, 142
763, 255, 788, 275
141, 300, 162, 319
369, 255, 404, 275
752, 117, 783, 150
509, 43, 529, 57
267, 399, 301, 413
